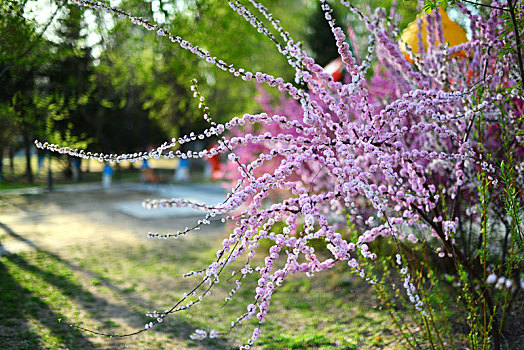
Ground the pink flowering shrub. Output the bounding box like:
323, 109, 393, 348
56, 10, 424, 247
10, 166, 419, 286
37, 0, 523, 348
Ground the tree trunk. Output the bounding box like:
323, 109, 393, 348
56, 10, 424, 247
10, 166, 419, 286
64, 157, 73, 179
47, 153, 53, 191
23, 133, 33, 184
0, 146, 3, 181
9, 147, 14, 172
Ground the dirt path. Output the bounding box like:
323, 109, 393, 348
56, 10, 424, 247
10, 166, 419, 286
0, 189, 229, 350
0, 189, 224, 256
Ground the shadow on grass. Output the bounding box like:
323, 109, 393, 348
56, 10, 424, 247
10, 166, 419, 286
0, 258, 97, 349
0, 221, 231, 349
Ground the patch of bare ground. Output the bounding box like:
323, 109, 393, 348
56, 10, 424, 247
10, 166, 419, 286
0, 189, 231, 349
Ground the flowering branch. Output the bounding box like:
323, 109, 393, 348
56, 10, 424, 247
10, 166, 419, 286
35, 0, 524, 348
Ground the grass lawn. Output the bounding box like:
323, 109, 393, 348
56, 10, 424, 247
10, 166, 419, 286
0, 190, 424, 349
0, 155, 185, 191
0, 156, 208, 192
0, 246, 403, 350
0, 162, 144, 191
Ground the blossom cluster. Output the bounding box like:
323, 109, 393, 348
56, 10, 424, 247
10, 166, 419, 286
486, 273, 524, 291
36, 0, 524, 347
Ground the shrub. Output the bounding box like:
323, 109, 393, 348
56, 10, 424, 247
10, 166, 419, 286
37, 0, 523, 348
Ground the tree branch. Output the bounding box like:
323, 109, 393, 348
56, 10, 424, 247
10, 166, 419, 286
507, 0, 524, 84
0, 0, 64, 79
460, 0, 509, 11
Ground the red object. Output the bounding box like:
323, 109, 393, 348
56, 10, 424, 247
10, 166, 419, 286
324, 57, 344, 82
207, 145, 222, 180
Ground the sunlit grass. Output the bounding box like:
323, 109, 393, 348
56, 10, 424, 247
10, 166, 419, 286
0, 233, 410, 349
0, 155, 209, 191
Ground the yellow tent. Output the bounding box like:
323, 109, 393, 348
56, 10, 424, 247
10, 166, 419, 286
400, 7, 468, 57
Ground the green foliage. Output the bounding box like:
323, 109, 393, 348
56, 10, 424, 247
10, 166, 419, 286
305, 2, 346, 67
1, 0, 417, 166
422, 0, 456, 13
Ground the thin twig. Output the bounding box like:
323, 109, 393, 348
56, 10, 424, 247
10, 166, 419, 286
507, 0, 524, 84
461, 0, 509, 11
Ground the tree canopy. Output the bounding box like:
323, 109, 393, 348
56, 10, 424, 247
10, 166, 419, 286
0, 0, 419, 181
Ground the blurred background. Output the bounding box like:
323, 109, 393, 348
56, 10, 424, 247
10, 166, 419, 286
5, 2, 494, 349
0, 0, 419, 189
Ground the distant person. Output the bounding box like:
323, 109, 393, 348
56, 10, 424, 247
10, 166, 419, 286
102, 163, 113, 188
36, 153, 45, 175
140, 159, 151, 183
72, 158, 81, 182
174, 158, 190, 182
205, 144, 222, 181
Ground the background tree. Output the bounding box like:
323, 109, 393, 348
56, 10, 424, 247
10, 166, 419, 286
0, 0, 55, 183
1, 0, 415, 183
305, 2, 346, 66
